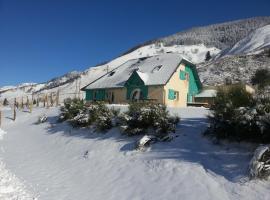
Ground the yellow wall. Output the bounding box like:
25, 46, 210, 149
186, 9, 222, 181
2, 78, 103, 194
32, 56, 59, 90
148, 86, 165, 104
163, 63, 189, 107
106, 88, 126, 104
99, 63, 189, 107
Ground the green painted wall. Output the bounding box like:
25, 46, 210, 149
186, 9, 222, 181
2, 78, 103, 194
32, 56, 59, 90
85, 90, 93, 101
125, 72, 148, 100
85, 89, 106, 101
185, 65, 202, 103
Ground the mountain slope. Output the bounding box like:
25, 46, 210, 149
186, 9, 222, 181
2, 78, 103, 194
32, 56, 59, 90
149, 16, 270, 50
226, 24, 270, 55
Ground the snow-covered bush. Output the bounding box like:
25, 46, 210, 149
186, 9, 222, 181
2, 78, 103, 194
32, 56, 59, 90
249, 145, 270, 179
59, 100, 118, 131
58, 98, 84, 122
93, 103, 116, 132
120, 102, 180, 138
206, 86, 270, 143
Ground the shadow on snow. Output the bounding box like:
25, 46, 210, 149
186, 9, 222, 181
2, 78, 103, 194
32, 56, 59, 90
44, 115, 253, 183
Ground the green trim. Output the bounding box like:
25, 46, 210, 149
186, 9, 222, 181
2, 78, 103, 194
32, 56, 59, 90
179, 70, 186, 80
85, 90, 93, 101
168, 89, 175, 100
185, 65, 202, 103
85, 89, 106, 101
125, 72, 148, 100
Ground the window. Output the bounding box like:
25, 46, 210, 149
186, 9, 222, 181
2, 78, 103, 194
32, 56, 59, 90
168, 89, 179, 100
185, 73, 189, 81
180, 70, 186, 80
152, 65, 163, 73
108, 71, 115, 77
174, 91, 179, 100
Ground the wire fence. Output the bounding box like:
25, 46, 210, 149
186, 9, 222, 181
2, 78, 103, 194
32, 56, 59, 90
0, 90, 85, 127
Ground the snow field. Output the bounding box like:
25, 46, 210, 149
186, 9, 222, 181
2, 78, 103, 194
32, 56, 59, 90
0, 107, 269, 199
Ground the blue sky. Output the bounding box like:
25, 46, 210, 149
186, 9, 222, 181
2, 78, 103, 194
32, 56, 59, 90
0, 0, 269, 86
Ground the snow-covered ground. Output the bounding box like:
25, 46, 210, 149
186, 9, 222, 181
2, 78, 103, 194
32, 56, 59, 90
0, 107, 269, 200
0, 128, 35, 200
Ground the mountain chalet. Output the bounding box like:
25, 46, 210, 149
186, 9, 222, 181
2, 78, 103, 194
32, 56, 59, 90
81, 53, 202, 107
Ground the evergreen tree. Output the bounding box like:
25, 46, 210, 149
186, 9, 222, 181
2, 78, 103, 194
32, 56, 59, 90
205, 51, 211, 61
3, 98, 9, 106
251, 68, 270, 90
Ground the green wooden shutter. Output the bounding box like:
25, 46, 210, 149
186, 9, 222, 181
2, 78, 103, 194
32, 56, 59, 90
180, 70, 186, 80
168, 89, 175, 100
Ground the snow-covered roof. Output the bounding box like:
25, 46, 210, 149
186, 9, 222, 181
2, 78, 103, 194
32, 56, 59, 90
195, 89, 217, 98
84, 53, 193, 90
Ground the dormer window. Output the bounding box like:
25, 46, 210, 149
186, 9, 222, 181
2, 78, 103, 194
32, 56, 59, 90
152, 65, 162, 73
108, 71, 115, 77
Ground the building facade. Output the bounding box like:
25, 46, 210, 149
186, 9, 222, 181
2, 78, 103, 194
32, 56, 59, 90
81, 54, 202, 107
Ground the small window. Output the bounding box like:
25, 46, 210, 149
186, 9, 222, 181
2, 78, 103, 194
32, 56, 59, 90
180, 70, 186, 80
108, 71, 115, 77
152, 65, 162, 73
168, 89, 179, 100
185, 73, 189, 81
174, 91, 179, 100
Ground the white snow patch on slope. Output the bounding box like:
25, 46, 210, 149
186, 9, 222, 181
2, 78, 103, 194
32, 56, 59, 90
0, 128, 36, 199
0, 161, 36, 200
0, 128, 6, 140
227, 25, 270, 55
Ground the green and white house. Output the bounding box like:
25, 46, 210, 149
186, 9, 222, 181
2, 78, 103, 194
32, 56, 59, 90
81, 53, 202, 107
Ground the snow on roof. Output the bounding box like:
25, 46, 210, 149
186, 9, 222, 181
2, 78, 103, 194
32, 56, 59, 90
195, 89, 217, 98
136, 71, 149, 83
84, 53, 190, 90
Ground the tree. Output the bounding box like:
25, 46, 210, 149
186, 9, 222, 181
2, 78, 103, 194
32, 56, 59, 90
205, 51, 211, 61
251, 68, 270, 90
3, 98, 9, 106
264, 48, 270, 57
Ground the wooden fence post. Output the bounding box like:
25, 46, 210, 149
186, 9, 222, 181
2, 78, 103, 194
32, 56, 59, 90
21, 97, 24, 110
56, 90, 60, 106
0, 110, 2, 127
13, 105, 16, 121
37, 94, 39, 107
26, 96, 29, 109
50, 93, 53, 107
29, 100, 33, 113
43, 94, 46, 107
46, 94, 49, 108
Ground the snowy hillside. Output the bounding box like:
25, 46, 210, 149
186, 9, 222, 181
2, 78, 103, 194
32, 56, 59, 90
227, 25, 270, 55
198, 50, 270, 85
0, 43, 219, 102
130, 16, 270, 50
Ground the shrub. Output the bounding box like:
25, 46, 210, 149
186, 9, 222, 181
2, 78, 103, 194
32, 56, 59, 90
120, 102, 180, 138
93, 103, 117, 131
3, 98, 9, 106
251, 68, 270, 90
59, 98, 84, 122
59, 99, 118, 131
206, 86, 270, 143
